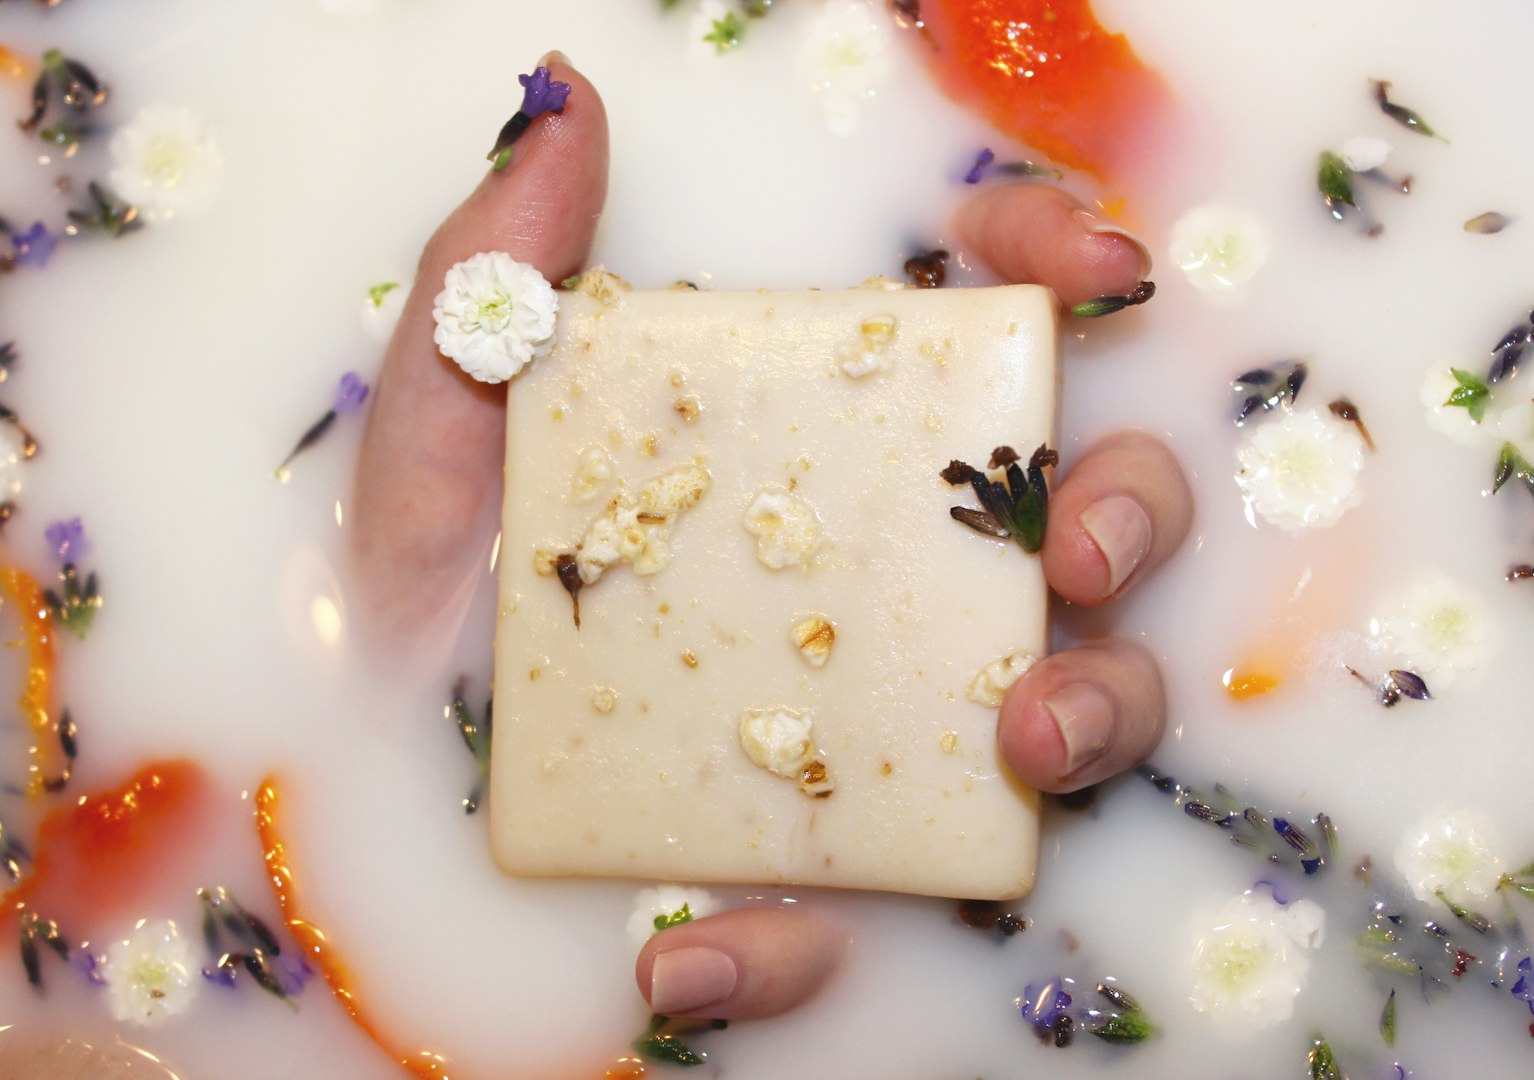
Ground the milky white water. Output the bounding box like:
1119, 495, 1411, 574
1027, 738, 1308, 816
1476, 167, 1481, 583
1, 1, 1533, 1077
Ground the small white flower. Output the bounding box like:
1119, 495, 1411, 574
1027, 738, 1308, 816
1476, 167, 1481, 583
1395, 808, 1506, 906
1419, 365, 1486, 446
1338, 136, 1392, 173
1370, 572, 1494, 688
803, 0, 894, 136
107, 105, 223, 221
1235, 407, 1366, 530
432, 252, 558, 384
626, 884, 718, 945
360, 279, 409, 344
101, 918, 198, 1027
1189, 890, 1325, 1027
0, 422, 29, 497
1168, 205, 1270, 299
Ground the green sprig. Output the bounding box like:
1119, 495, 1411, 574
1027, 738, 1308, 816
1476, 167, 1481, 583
1318, 151, 1357, 218
1307, 1035, 1345, 1080
653, 903, 695, 932
1494, 442, 1534, 496
632, 1015, 726, 1067
1444, 367, 1491, 422
449, 678, 494, 814
43, 563, 101, 640
1380, 988, 1397, 1047
704, 12, 745, 51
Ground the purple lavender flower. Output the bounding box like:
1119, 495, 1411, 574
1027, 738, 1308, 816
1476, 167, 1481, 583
45, 517, 88, 564
1020, 977, 1072, 1033
202, 962, 239, 988
518, 66, 573, 119
332, 371, 370, 414
12, 222, 57, 269
487, 65, 574, 171
964, 147, 996, 184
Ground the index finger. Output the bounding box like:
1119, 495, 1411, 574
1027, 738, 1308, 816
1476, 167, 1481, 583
954, 183, 1151, 307
351, 55, 609, 640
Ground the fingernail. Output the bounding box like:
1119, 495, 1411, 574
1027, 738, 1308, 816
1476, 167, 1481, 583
1044, 684, 1117, 776
649, 947, 738, 1015
1080, 494, 1152, 596
1072, 209, 1153, 277
538, 49, 572, 67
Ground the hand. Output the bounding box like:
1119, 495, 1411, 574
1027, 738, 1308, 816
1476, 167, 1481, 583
350, 58, 1191, 1021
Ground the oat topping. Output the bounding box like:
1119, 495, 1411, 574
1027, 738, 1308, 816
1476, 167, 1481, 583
738, 707, 834, 797
791, 615, 836, 668
966, 649, 1037, 707
742, 487, 826, 569
837, 314, 898, 378
574, 464, 712, 585
570, 445, 614, 504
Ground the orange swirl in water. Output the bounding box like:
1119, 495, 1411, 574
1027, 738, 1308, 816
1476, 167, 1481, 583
917, 0, 1174, 182
255, 778, 647, 1080
1, 566, 61, 798
0, 45, 28, 79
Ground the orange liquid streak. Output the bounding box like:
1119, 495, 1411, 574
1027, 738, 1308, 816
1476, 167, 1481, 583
920, 0, 1174, 183
1, 566, 59, 798
3, 761, 211, 929
0, 45, 28, 79
255, 778, 450, 1079
1223, 668, 1281, 700
254, 778, 642, 1080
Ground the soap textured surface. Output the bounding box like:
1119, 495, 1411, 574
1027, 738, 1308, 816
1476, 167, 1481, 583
490, 280, 1056, 900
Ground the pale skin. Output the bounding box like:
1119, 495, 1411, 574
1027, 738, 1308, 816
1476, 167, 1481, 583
353, 57, 1194, 1023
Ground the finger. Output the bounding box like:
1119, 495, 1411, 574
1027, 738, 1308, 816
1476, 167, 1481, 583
953, 184, 1152, 307
998, 639, 1165, 793
0, 1036, 180, 1079
1042, 431, 1193, 606
635, 908, 845, 1021
350, 54, 609, 639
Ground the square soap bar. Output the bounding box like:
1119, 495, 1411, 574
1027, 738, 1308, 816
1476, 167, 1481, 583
490, 276, 1056, 900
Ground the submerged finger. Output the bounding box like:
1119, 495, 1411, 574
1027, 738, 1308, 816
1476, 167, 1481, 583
1042, 431, 1194, 606
351, 55, 609, 639
998, 639, 1166, 793
953, 183, 1151, 307
635, 908, 845, 1021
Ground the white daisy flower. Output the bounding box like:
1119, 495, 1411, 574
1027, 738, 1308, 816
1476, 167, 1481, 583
0, 422, 29, 497
1168, 205, 1271, 299
1419, 365, 1487, 446
626, 884, 718, 946
1235, 407, 1366, 530
1338, 136, 1392, 173
803, 0, 894, 137
1395, 808, 1506, 906
1370, 572, 1494, 688
1189, 889, 1326, 1027
432, 252, 558, 384
360, 278, 409, 344
101, 918, 198, 1027
107, 105, 223, 221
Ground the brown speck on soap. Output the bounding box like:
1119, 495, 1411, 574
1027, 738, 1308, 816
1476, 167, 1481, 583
555, 553, 583, 628
682, 650, 699, 669
674, 395, 702, 423
880, 762, 893, 776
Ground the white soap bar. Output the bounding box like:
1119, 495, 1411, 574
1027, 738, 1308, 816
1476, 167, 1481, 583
490, 276, 1056, 900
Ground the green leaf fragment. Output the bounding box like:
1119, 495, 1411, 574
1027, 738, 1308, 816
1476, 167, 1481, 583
1090, 1009, 1154, 1045
704, 12, 745, 51
1495, 442, 1534, 496
1373, 80, 1448, 142
1318, 151, 1357, 212
1444, 367, 1490, 422
1380, 988, 1397, 1047
653, 903, 694, 932
635, 1031, 706, 1067
367, 282, 400, 308
1307, 1035, 1345, 1080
